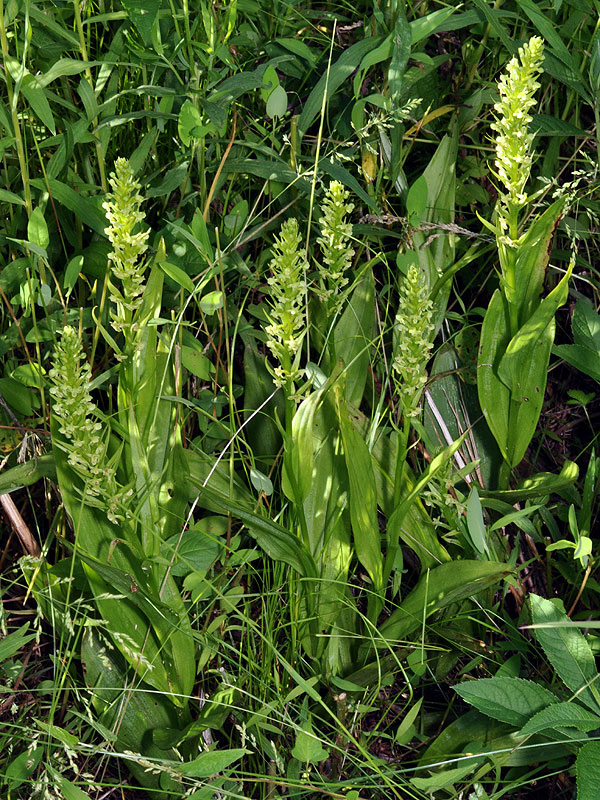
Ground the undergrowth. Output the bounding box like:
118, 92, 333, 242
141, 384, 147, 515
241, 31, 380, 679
1, 1, 600, 799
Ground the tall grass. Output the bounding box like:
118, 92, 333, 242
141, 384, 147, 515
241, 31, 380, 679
1, 1, 600, 798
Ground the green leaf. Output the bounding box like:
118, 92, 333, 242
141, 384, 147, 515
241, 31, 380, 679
466, 486, 489, 557
121, 0, 161, 45
0, 624, 36, 662
519, 702, 600, 736
379, 561, 512, 643
477, 289, 511, 461
454, 677, 558, 727
55, 775, 90, 800
178, 100, 205, 147
196, 485, 316, 578
3, 747, 43, 789
161, 524, 224, 577
577, 742, 600, 800
30, 178, 107, 236
266, 84, 288, 118
479, 460, 579, 503
530, 594, 600, 714
160, 261, 195, 293
21, 80, 56, 134
27, 207, 49, 250
337, 386, 382, 593
0, 454, 56, 493
554, 343, 600, 383
332, 266, 375, 408
291, 724, 329, 763
181, 345, 212, 380
178, 749, 249, 777
298, 37, 385, 138
199, 290, 223, 315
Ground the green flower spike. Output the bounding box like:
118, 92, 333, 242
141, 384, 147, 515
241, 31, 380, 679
491, 36, 544, 223
102, 158, 149, 345
316, 181, 355, 314
265, 218, 308, 388
392, 265, 434, 417
49, 326, 127, 523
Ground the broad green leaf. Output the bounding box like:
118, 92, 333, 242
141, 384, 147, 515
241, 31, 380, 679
291, 724, 329, 763
242, 336, 283, 466
0, 188, 25, 205
27, 207, 49, 250
21, 81, 56, 134
161, 524, 224, 577
3, 747, 43, 789
178, 749, 249, 777
479, 460, 579, 503
30, 178, 107, 235
512, 199, 565, 321
519, 702, 600, 736
38, 58, 97, 87
266, 84, 288, 118
178, 100, 205, 147
332, 266, 375, 408
499, 259, 572, 466
0, 624, 36, 662
181, 345, 212, 380
454, 677, 558, 727
570, 297, 600, 350
81, 630, 182, 794
160, 261, 195, 293
199, 290, 223, 315
35, 721, 78, 748
576, 742, 600, 800
409, 6, 456, 44
424, 345, 503, 490
0, 454, 56, 493
388, 11, 411, 103
477, 289, 511, 460
379, 561, 512, 643
283, 380, 329, 506
530, 594, 600, 713
553, 343, 600, 383
337, 386, 382, 593
121, 0, 161, 45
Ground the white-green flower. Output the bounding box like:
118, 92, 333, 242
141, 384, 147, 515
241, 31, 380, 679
316, 181, 355, 313
102, 158, 149, 344
265, 218, 307, 387
491, 36, 544, 214
49, 326, 127, 523
392, 265, 434, 417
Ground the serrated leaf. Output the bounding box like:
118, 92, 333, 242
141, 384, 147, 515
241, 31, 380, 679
454, 677, 558, 727
576, 742, 600, 800
530, 594, 600, 713
519, 702, 600, 736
